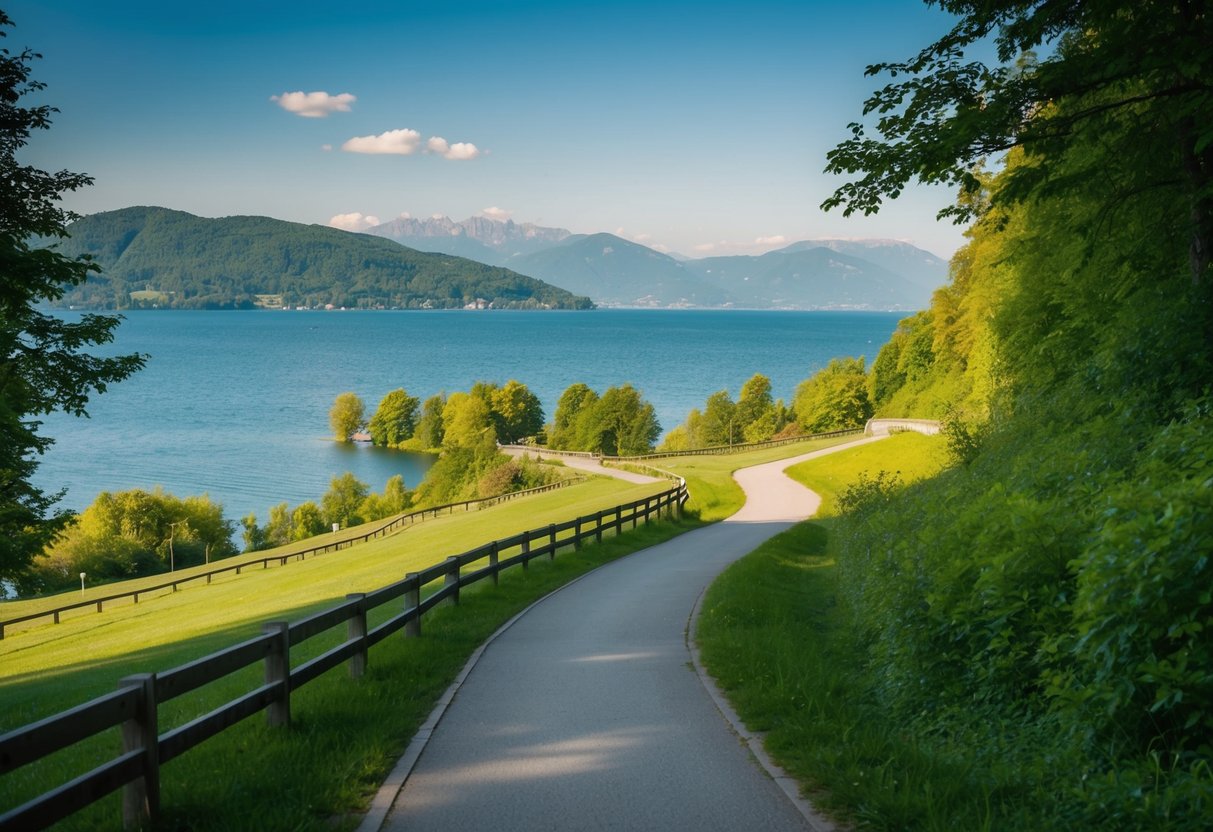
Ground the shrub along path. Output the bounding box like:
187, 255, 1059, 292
368, 436, 885, 832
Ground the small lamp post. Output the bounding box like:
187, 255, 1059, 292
79, 572, 86, 596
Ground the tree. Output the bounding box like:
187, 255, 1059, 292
736, 373, 775, 441
414, 393, 446, 448
321, 472, 369, 529
442, 391, 495, 447
549, 383, 598, 449
367, 388, 419, 447
329, 391, 365, 441
578, 384, 660, 456
701, 390, 738, 446
0, 13, 145, 582
793, 357, 873, 432
490, 379, 544, 444
822, 0, 1213, 340
290, 501, 325, 540
264, 502, 293, 548
240, 513, 266, 552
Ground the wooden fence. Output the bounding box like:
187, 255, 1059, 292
503, 427, 862, 464
0, 479, 686, 830
0, 478, 579, 640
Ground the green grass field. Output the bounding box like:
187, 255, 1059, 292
696, 432, 1021, 830
0, 436, 885, 830
649, 433, 860, 521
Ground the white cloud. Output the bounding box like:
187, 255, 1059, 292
321, 144, 333, 152
694, 242, 719, 253
328, 212, 380, 232
427, 135, 481, 160
342, 128, 423, 155
755, 235, 786, 246
399, 212, 412, 219
271, 91, 355, 118
482, 206, 511, 220
651, 243, 671, 253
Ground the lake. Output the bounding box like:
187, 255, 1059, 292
33, 309, 904, 523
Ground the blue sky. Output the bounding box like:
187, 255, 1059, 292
9, 1, 970, 258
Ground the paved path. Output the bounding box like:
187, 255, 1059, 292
501, 446, 661, 484
369, 437, 884, 831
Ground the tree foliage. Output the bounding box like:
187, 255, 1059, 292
329, 392, 365, 442
818, 3, 1213, 823
0, 14, 144, 581
793, 357, 873, 432
367, 388, 419, 447
20, 488, 235, 592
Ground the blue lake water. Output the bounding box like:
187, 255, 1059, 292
33, 309, 903, 522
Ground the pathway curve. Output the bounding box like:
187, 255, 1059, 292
366, 436, 885, 831
501, 446, 661, 484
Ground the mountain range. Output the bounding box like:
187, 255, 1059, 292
47, 207, 592, 311
365, 215, 948, 309
48, 207, 949, 312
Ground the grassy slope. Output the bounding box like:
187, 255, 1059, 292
654, 434, 859, 521
696, 433, 971, 830
1, 439, 849, 830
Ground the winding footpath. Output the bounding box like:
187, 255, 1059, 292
361, 436, 885, 832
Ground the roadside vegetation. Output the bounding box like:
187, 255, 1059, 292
700, 1, 1213, 827
0, 474, 681, 830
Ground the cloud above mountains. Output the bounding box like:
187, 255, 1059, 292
342, 128, 423, 155
328, 212, 380, 231
271, 91, 356, 117
340, 129, 480, 160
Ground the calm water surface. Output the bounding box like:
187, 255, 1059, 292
34, 309, 903, 521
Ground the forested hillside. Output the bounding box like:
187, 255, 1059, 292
45, 207, 593, 310
816, 1, 1212, 826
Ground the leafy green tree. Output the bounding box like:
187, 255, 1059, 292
0, 14, 145, 582
240, 513, 266, 553
264, 502, 293, 548
414, 393, 446, 448
442, 391, 496, 447
367, 388, 420, 446
359, 474, 413, 521
19, 488, 235, 592
290, 501, 325, 540
736, 373, 776, 441
822, 0, 1212, 330
701, 390, 738, 446
549, 383, 598, 449
577, 384, 660, 456
329, 391, 366, 442
321, 472, 369, 529
490, 379, 544, 443
793, 357, 873, 432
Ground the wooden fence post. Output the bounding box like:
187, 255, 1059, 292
596, 510, 604, 544
443, 557, 460, 606
346, 593, 367, 678
489, 542, 500, 586
119, 673, 159, 830
548, 524, 557, 560
574, 518, 583, 550
404, 573, 421, 638
263, 621, 291, 727
521, 536, 531, 571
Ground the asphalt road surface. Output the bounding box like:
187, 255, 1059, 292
372, 438, 882, 831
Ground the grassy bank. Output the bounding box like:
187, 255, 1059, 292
3, 518, 695, 831
654, 433, 858, 521
695, 433, 1015, 830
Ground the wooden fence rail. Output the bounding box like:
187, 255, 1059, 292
0, 478, 580, 640
501, 427, 862, 464
0, 479, 687, 831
